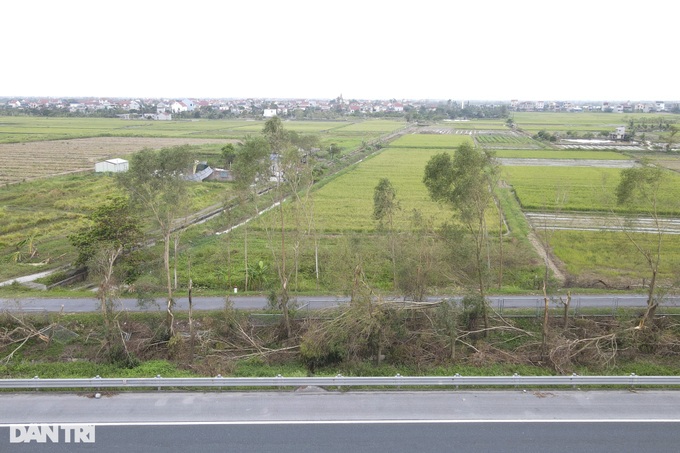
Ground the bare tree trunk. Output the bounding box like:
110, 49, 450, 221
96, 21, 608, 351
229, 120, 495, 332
474, 219, 489, 336
244, 225, 249, 291
498, 198, 504, 289
315, 239, 319, 290
173, 233, 179, 290
279, 185, 291, 339
639, 268, 659, 329
541, 280, 550, 359
164, 232, 174, 336
562, 291, 571, 329
188, 278, 194, 363
226, 226, 232, 288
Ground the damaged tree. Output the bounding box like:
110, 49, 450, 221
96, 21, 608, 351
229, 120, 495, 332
69, 196, 142, 363
615, 163, 674, 329
423, 142, 499, 333
118, 146, 193, 337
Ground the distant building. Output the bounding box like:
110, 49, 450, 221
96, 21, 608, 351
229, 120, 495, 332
263, 109, 277, 118
609, 126, 627, 141
95, 158, 128, 173
206, 168, 234, 182
171, 99, 195, 113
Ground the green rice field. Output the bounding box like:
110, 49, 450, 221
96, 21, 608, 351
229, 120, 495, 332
0, 117, 406, 144
502, 166, 680, 214
389, 133, 473, 149
312, 147, 457, 232
547, 229, 680, 281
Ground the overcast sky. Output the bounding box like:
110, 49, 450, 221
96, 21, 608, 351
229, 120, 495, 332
3, 0, 677, 101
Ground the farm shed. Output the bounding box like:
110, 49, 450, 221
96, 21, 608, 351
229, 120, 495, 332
95, 158, 128, 173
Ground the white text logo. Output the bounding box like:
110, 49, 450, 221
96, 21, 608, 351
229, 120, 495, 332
10, 424, 95, 443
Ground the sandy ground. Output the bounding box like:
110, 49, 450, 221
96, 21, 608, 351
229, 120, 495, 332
0, 137, 234, 184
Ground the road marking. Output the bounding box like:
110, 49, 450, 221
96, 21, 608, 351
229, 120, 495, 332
3, 419, 680, 428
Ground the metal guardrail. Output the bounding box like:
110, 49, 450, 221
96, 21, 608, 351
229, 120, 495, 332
0, 373, 677, 390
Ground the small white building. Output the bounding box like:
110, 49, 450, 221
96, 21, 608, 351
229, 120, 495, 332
263, 109, 277, 118
95, 158, 129, 173
609, 126, 627, 141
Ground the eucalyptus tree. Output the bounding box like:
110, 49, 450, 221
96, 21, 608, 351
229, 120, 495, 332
69, 196, 142, 361
615, 162, 675, 329
231, 136, 271, 292
373, 177, 400, 289
117, 146, 193, 337
423, 142, 499, 332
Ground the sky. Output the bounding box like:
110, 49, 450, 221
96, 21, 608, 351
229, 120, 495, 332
3, 0, 677, 101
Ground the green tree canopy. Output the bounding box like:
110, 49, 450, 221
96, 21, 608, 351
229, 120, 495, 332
373, 177, 398, 229
232, 136, 270, 192
70, 196, 142, 268
221, 143, 237, 169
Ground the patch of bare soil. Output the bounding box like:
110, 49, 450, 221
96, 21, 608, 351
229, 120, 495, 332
0, 137, 236, 184
526, 229, 567, 285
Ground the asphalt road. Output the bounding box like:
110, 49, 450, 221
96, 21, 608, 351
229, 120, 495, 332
2, 421, 678, 453
1, 391, 680, 452
1, 294, 678, 313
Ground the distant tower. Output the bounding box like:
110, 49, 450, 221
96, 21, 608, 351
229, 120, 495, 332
461, 100, 467, 109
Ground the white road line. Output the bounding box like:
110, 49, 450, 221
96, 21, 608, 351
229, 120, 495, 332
3, 419, 680, 428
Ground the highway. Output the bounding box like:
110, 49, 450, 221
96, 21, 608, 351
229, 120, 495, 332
1, 294, 678, 313
1, 391, 680, 452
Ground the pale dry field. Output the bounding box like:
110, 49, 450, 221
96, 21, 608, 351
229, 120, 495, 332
0, 137, 234, 184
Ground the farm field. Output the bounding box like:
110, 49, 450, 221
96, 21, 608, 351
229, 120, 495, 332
502, 166, 680, 214
4, 113, 680, 292
546, 229, 680, 282
0, 118, 405, 184
503, 152, 680, 287
389, 133, 473, 148
0, 117, 246, 142
474, 133, 541, 148
0, 137, 231, 184
0, 171, 231, 281
494, 150, 630, 160
0, 117, 405, 143
0, 118, 405, 281
512, 111, 679, 135
441, 119, 509, 130
178, 143, 524, 292
312, 147, 466, 232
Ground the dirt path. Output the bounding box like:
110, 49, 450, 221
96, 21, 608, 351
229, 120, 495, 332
526, 229, 567, 285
